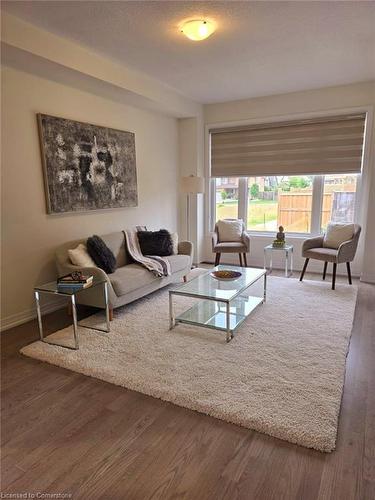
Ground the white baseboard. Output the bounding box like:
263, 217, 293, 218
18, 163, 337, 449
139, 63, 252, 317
1, 299, 66, 332
360, 271, 375, 284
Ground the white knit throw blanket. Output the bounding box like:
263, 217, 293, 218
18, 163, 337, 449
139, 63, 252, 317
123, 229, 171, 277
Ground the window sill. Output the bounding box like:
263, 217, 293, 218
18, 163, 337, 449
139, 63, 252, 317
207, 230, 321, 240
246, 231, 319, 239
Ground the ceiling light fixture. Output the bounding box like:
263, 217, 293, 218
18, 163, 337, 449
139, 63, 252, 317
181, 20, 215, 41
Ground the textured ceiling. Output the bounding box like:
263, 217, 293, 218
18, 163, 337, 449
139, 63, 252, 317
3, 1, 375, 103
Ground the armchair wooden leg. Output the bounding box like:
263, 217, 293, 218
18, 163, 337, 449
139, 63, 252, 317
109, 306, 114, 321
332, 263, 337, 290
299, 258, 309, 282
215, 253, 221, 266
243, 253, 248, 267
239, 253, 243, 266
346, 262, 352, 285
322, 261, 328, 281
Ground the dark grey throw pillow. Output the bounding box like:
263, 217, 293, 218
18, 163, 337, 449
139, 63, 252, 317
86, 235, 117, 274
137, 229, 173, 257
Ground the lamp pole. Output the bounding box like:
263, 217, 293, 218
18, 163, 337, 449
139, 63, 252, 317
186, 192, 190, 242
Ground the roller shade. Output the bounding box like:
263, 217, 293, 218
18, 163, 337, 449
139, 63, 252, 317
210, 113, 366, 177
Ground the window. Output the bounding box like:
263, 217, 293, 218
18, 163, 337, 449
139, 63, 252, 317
212, 173, 359, 235
210, 113, 365, 235
321, 174, 358, 231
215, 177, 239, 222
247, 176, 313, 233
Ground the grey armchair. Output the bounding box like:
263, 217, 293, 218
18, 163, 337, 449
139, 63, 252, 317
212, 219, 250, 266
299, 224, 361, 290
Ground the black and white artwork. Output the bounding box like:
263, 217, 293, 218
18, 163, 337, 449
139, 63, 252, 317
37, 114, 138, 214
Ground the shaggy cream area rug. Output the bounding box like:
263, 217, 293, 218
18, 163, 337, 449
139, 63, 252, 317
21, 276, 357, 452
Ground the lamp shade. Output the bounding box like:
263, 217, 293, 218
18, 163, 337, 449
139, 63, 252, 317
181, 175, 205, 194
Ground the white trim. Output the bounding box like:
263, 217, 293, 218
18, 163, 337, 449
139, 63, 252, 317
205, 127, 212, 234
360, 271, 375, 284
1, 299, 66, 332
311, 175, 323, 234
238, 177, 248, 225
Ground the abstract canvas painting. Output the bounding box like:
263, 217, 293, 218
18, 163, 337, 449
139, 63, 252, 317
37, 114, 138, 214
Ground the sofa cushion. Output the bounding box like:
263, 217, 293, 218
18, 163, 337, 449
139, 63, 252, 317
304, 247, 338, 263
109, 255, 190, 297
323, 223, 354, 249
214, 242, 247, 252
87, 235, 117, 274
137, 229, 173, 256
68, 243, 96, 268
170, 232, 179, 255
165, 254, 191, 273
109, 264, 158, 296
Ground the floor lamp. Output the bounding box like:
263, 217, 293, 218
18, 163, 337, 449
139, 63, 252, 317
181, 175, 205, 242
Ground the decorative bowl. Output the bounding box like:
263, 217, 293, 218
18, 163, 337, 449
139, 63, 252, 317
211, 270, 242, 281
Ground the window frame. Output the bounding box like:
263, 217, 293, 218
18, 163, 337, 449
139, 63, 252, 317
210, 173, 361, 237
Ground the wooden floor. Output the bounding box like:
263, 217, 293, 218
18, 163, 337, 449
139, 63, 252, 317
1, 276, 375, 500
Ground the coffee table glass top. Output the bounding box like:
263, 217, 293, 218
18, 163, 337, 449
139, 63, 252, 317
34, 277, 106, 296
170, 265, 266, 303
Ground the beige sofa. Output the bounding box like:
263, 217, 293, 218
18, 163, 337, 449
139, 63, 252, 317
56, 231, 193, 317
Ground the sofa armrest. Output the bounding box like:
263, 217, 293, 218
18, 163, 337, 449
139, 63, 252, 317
178, 240, 194, 267
302, 236, 324, 254
178, 240, 193, 257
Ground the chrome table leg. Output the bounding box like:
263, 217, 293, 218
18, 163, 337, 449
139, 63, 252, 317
226, 301, 233, 342
71, 294, 79, 350
35, 290, 79, 350
270, 252, 273, 274
263, 273, 267, 303
169, 292, 175, 330
263, 248, 267, 271
104, 282, 110, 333
35, 291, 44, 341
285, 250, 288, 277
290, 249, 293, 276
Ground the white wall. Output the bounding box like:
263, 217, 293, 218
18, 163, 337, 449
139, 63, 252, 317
2, 12, 201, 118
1, 65, 180, 329
178, 116, 205, 263
202, 82, 375, 281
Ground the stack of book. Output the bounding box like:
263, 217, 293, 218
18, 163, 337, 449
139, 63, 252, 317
57, 273, 94, 291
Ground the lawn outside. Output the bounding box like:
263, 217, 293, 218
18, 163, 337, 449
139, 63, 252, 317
216, 200, 278, 231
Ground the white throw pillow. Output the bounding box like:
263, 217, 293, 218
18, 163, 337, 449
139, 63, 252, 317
68, 243, 96, 267
170, 232, 179, 255
323, 223, 355, 249
217, 219, 243, 242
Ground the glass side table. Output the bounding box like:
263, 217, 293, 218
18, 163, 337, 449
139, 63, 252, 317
264, 244, 294, 277
34, 277, 110, 350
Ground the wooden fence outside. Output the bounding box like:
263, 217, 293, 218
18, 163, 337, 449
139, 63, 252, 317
278, 193, 333, 232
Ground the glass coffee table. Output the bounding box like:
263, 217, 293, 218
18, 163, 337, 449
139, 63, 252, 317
169, 265, 266, 342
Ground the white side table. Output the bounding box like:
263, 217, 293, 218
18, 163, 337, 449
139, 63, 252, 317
264, 244, 294, 277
